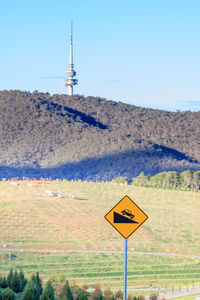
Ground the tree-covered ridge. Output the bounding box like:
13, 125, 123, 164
52, 93, 200, 162
0, 90, 199, 180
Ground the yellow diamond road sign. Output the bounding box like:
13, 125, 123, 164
104, 195, 148, 239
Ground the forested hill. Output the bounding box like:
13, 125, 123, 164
0, 90, 200, 180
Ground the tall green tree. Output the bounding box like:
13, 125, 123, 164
193, 171, 200, 190
180, 170, 193, 189
150, 172, 167, 188
166, 171, 180, 188
132, 172, 150, 187
7, 268, 13, 288
0, 275, 8, 288
22, 280, 40, 300
60, 280, 73, 300
11, 270, 21, 293
36, 272, 43, 295
30, 273, 42, 296
40, 281, 55, 300
19, 269, 28, 292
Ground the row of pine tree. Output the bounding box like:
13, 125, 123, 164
0, 269, 75, 300
0, 269, 157, 300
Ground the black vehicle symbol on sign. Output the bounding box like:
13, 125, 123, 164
121, 209, 134, 219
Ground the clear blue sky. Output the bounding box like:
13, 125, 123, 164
1, 0, 200, 111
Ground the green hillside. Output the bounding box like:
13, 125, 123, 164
0, 90, 200, 180
0, 180, 199, 288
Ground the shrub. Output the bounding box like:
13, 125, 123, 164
115, 290, 123, 300
0, 276, 8, 288
60, 280, 73, 300
49, 274, 57, 288
59, 273, 66, 283
149, 294, 158, 300
77, 289, 89, 300
40, 281, 55, 300
91, 285, 104, 300
70, 280, 81, 299
56, 284, 63, 296
1, 287, 15, 300
103, 288, 114, 300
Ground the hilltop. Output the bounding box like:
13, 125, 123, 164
0, 90, 200, 180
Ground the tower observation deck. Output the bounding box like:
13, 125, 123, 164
65, 24, 78, 95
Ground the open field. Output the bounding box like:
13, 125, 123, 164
0, 180, 200, 288
0, 251, 200, 289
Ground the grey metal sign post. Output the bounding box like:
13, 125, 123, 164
123, 239, 127, 300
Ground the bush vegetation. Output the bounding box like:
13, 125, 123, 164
0, 90, 199, 181
0, 269, 152, 300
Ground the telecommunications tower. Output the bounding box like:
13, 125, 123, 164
65, 23, 78, 95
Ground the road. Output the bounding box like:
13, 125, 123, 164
0, 248, 200, 259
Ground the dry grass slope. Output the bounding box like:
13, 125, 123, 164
0, 180, 199, 288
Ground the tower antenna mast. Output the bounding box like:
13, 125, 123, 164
65, 22, 78, 95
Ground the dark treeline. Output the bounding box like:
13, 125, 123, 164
112, 170, 200, 191
0, 269, 43, 300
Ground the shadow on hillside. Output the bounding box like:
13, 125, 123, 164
36, 98, 108, 129
0, 144, 200, 181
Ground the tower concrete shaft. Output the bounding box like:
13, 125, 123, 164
65, 23, 78, 95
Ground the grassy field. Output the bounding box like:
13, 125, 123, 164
0, 180, 200, 289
